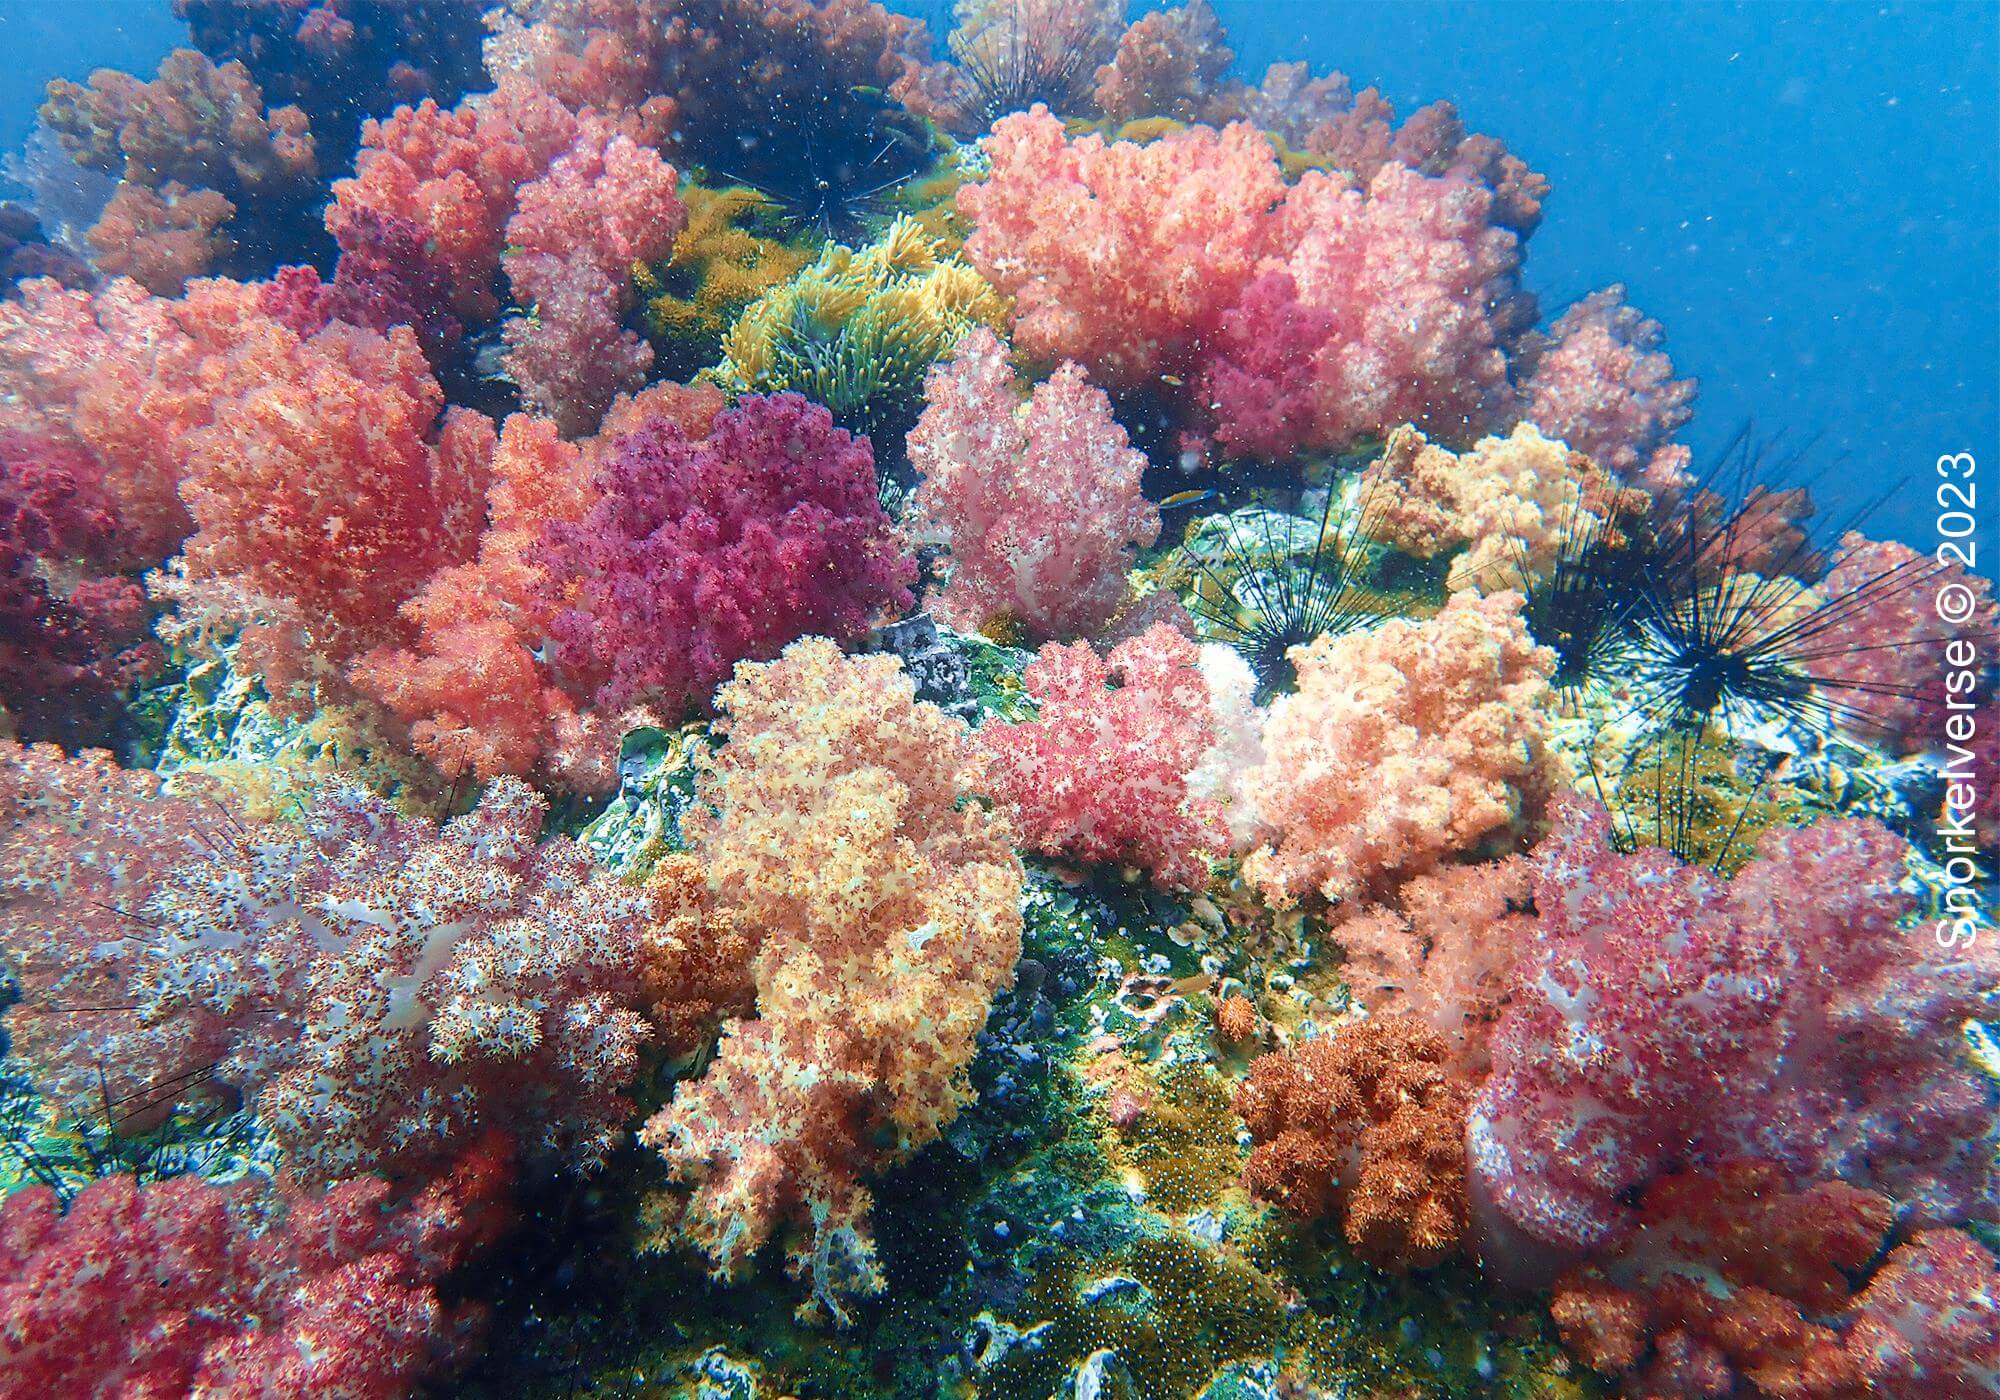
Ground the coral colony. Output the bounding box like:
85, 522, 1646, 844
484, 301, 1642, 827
0, 2, 1993, 1398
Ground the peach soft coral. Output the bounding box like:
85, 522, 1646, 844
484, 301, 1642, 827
1242, 590, 1559, 907
640, 637, 1023, 1322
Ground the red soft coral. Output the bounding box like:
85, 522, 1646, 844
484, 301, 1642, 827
0, 1136, 511, 1399
0, 431, 160, 743
976, 623, 1228, 890
537, 391, 915, 718
172, 307, 493, 713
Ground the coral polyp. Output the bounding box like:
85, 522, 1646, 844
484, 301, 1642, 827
0, 3, 1991, 1397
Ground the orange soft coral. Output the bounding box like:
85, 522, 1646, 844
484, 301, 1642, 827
636, 852, 760, 1062
1235, 1016, 1472, 1269
1242, 590, 1558, 906
1549, 1163, 1908, 1399
173, 311, 492, 714
639, 637, 1023, 1321
1363, 422, 1645, 593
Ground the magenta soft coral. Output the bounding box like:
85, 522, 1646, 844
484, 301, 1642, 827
1469, 797, 1999, 1261
0, 1135, 511, 1399
976, 623, 1227, 890
907, 328, 1158, 641
537, 391, 915, 718
0, 430, 160, 743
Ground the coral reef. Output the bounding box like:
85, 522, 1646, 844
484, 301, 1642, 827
0, 3, 1989, 1392
907, 327, 1158, 641
640, 637, 1023, 1321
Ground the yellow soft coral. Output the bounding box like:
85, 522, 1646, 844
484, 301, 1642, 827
635, 182, 811, 371
713, 214, 1008, 436
1364, 422, 1646, 593
638, 637, 1023, 1322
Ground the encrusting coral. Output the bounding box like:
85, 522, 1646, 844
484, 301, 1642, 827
640, 637, 1024, 1322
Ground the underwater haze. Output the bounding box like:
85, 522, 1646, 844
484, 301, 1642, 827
0, 2, 1996, 1398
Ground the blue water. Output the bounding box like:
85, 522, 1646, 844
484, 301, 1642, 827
3, 0, 1995, 549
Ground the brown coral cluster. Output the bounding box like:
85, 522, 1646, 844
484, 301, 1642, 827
1235, 1016, 1472, 1269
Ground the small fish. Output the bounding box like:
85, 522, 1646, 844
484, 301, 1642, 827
1158, 373, 1185, 387
1161, 489, 1218, 509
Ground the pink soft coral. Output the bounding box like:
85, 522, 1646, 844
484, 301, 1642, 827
907, 328, 1158, 641
976, 623, 1227, 890
1469, 798, 1998, 1259
0, 740, 221, 1123
1204, 163, 1525, 457
1242, 591, 1558, 906
1812, 530, 1999, 751
640, 637, 1023, 1321
0, 1136, 511, 1398
959, 109, 1528, 458
537, 391, 915, 719
1091, 0, 1234, 125
501, 122, 685, 434
1517, 286, 1696, 484
1324, 856, 1535, 1076
326, 76, 583, 320
353, 388, 722, 790
958, 108, 1287, 388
